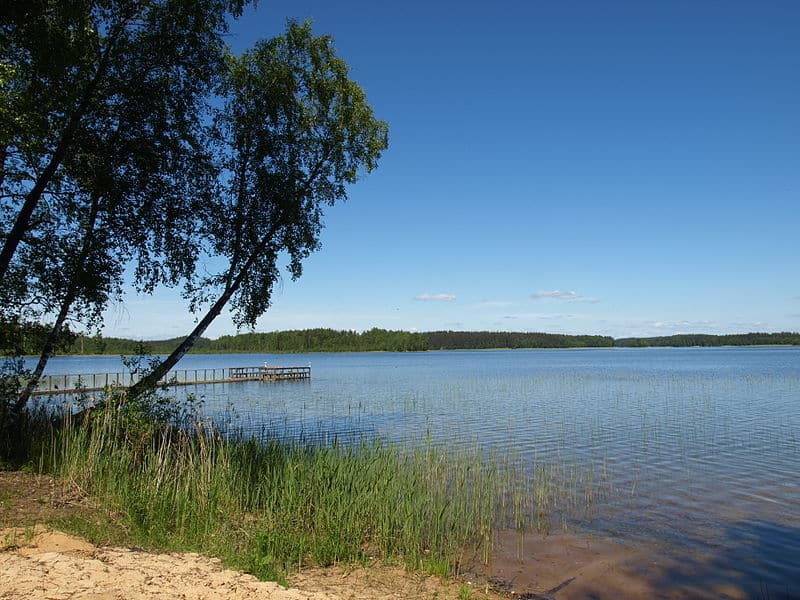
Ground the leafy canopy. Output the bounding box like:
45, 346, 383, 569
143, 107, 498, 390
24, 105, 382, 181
199, 21, 388, 327
1, 0, 249, 408
131, 21, 388, 393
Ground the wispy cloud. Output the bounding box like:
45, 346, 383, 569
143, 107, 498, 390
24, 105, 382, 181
415, 293, 456, 302
531, 290, 583, 301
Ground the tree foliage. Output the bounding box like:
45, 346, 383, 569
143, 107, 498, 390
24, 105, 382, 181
1, 317, 76, 356
1, 0, 246, 291
29, 329, 800, 359
129, 22, 389, 394
1, 0, 249, 409
4, 10, 389, 403
614, 332, 800, 347
425, 331, 615, 350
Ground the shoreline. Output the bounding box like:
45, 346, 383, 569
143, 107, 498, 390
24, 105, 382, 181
0, 497, 762, 600
23, 342, 800, 360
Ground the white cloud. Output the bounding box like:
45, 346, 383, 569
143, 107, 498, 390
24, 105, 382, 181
531, 290, 583, 301
415, 293, 456, 302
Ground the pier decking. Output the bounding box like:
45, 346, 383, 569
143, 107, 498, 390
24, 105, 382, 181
31, 366, 311, 396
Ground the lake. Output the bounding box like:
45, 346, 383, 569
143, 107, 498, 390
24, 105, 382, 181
34, 346, 800, 595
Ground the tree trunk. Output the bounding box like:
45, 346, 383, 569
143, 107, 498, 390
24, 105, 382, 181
0, 145, 7, 191
127, 281, 237, 397
14, 193, 102, 412
128, 193, 280, 397
15, 295, 75, 412
127, 240, 274, 397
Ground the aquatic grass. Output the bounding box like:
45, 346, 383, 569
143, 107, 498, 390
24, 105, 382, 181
239, 436, 504, 577
25, 378, 607, 584
39, 397, 576, 582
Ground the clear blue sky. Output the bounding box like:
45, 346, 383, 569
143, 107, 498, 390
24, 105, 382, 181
104, 0, 800, 340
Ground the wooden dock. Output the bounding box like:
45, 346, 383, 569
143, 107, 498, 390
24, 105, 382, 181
229, 366, 311, 382
30, 365, 311, 397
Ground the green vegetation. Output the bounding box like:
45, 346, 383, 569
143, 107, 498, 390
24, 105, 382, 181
0, 318, 77, 357
56, 329, 800, 357
2, 0, 255, 410
0, 390, 595, 582
212, 328, 428, 353
3, 7, 387, 411
63, 328, 429, 355
64, 334, 216, 356
426, 331, 614, 350
614, 332, 800, 347
129, 21, 388, 395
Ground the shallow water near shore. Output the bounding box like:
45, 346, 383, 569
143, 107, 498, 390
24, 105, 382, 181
36, 346, 800, 596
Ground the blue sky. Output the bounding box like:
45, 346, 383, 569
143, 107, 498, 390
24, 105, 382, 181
104, 0, 800, 340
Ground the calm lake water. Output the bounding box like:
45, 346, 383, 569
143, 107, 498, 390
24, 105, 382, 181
36, 347, 800, 594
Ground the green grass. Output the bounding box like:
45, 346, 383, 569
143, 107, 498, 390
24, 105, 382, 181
33, 398, 503, 581
7, 390, 600, 583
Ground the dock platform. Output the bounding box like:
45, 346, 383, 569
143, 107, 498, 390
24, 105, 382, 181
31, 365, 311, 396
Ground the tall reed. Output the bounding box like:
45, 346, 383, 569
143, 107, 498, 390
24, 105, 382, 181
39, 398, 487, 580
36, 391, 600, 582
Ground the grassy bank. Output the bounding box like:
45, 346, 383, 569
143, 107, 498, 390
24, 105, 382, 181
4, 391, 599, 583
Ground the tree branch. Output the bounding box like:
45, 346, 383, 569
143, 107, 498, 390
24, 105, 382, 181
0, 14, 128, 284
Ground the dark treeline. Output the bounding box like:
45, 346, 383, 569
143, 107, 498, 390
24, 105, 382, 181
64, 328, 429, 355
211, 328, 428, 353
0, 318, 77, 356
29, 328, 800, 357
614, 332, 800, 347
66, 335, 216, 356
426, 331, 614, 350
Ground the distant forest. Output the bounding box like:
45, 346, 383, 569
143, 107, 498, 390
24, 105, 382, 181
614, 332, 800, 347
50, 329, 800, 356
425, 331, 614, 349
65, 328, 429, 355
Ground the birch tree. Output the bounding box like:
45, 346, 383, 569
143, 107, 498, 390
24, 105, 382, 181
1, 0, 247, 409
130, 21, 388, 394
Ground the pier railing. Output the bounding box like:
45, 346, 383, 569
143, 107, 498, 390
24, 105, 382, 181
30, 365, 310, 396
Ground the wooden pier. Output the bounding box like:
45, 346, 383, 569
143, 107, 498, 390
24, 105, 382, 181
229, 366, 311, 382
30, 365, 311, 397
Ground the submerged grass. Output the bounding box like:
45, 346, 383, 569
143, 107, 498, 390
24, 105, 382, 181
11, 389, 601, 583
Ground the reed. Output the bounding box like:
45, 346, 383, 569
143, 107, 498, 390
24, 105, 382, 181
31, 389, 600, 583
37, 397, 487, 581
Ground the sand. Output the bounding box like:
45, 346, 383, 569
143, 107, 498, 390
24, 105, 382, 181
0, 526, 335, 600
0, 525, 511, 600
